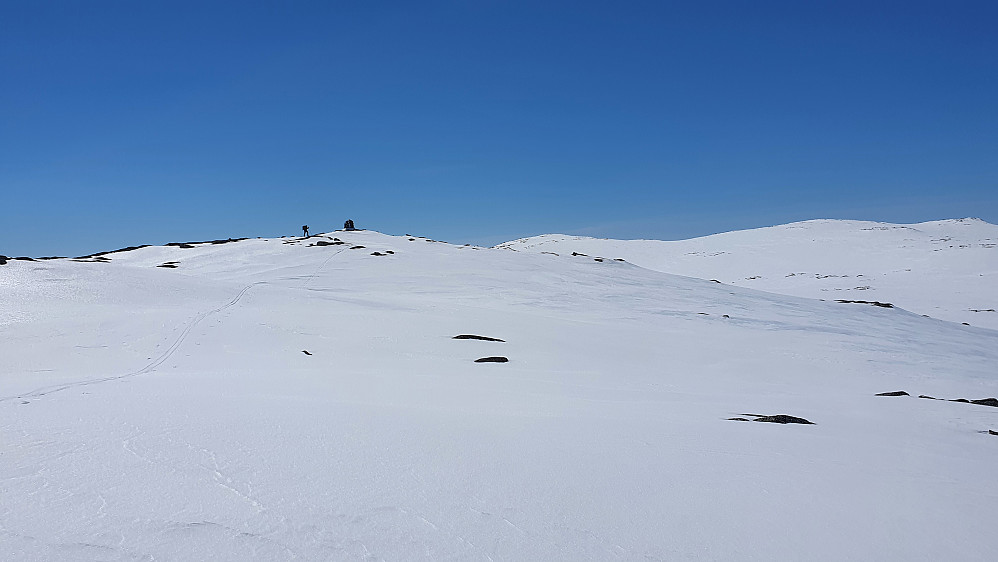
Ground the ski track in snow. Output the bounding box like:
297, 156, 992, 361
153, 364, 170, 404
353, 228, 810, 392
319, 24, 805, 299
2, 243, 350, 405
0, 281, 266, 404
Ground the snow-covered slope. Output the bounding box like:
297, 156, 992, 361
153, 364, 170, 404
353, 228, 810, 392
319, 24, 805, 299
498, 218, 998, 330
2, 230, 997, 561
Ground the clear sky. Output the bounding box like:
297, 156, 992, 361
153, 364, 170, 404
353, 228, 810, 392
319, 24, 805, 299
2, 0, 996, 257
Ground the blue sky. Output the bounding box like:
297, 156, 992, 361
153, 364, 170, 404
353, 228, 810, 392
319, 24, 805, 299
2, 0, 996, 256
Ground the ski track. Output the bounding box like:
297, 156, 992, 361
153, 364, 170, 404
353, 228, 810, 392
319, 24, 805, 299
0, 244, 346, 404
0, 281, 266, 404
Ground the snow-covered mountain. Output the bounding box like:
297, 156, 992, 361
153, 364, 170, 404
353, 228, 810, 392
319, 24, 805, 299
2, 227, 997, 561
498, 218, 998, 330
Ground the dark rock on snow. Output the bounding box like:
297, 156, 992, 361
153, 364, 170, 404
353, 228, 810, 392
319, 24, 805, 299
876, 391, 909, 397
918, 395, 940, 400
835, 299, 895, 308
971, 398, 998, 407
453, 334, 505, 342
302, 350, 312, 356
76, 244, 151, 259
752, 415, 815, 425
474, 356, 509, 363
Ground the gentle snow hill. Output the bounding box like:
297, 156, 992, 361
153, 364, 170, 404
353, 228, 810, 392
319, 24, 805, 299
2, 230, 998, 561
497, 218, 998, 330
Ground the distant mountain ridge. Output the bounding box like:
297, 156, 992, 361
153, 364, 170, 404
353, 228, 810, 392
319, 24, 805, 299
498, 218, 998, 330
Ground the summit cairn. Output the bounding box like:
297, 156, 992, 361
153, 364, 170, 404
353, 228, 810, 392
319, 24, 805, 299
344, 219, 356, 231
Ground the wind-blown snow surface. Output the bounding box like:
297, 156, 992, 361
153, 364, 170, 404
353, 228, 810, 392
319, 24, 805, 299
2, 230, 997, 561
499, 218, 998, 330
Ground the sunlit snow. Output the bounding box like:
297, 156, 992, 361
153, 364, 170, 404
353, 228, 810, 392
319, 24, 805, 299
2, 222, 996, 561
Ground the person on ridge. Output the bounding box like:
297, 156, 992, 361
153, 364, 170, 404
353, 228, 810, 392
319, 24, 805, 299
302, 225, 309, 237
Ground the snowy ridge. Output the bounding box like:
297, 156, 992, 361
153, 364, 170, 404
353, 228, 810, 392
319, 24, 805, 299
2, 228, 997, 561
498, 218, 998, 329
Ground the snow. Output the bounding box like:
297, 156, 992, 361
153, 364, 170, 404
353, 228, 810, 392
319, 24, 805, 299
2, 225, 997, 561
498, 218, 998, 329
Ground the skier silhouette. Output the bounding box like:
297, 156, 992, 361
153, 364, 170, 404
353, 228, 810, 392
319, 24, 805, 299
302, 225, 309, 237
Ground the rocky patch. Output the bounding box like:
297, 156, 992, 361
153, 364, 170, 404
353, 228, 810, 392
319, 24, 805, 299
350, 245, 366, 250
474, 356, 509, 363
876, 391, 909, 396
453, 335, 505, 342
76, 245, 151, 259
752, 414, 815, 424
730, 414, 815, 424
836, 299, 894, 308
157, 262, 179, 269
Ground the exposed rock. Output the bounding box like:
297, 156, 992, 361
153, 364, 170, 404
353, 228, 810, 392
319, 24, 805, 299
386, 251, 394, 254
302, 350, 312, 356
594, 258, 604, 262
950, 398, 971, 403
918, 395, 940, 400
990, 430, 998, 436
876, 391, 909, 397
349, 245, 365, 250
727, 418, 751, 422
835, 299, 895, 308
371, 252, 386, 256
571, 252, 588, 256
970, 398, 998, 407
157, 262, 179, 268
76, 244, 151, 259
474, 356, 509, 363
709, 279, 721, 283
453, 335, 505, 342
166, 242, 196, 248
752, 415, 815, 425
14, 257, 36, 261
0, 255, 7, 265
315, 240, 345, 246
